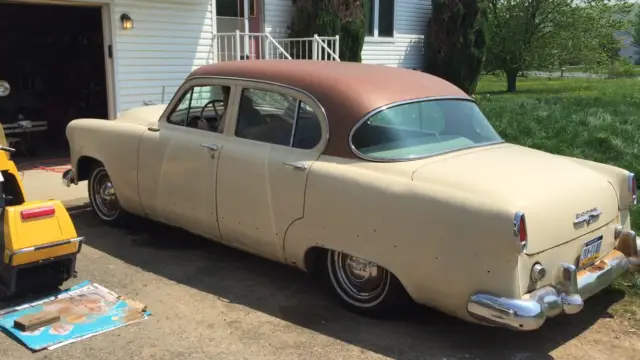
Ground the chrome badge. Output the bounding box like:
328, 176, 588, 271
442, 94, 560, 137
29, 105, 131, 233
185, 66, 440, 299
574, 207, 602, 225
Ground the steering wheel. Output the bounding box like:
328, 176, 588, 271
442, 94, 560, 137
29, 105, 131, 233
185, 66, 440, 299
200, 99, 224, 121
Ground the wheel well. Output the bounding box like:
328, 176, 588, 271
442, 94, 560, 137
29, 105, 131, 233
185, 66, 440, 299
76, 156, 103, 182
303, 246, 328, 278
304, 246, 412, 298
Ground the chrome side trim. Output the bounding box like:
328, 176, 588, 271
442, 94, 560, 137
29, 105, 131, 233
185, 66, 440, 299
347, 96, 506, 163
5, 237, 85, 266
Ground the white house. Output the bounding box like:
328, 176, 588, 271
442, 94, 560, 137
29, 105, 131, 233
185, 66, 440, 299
616, 31, 640, 65
0, 0, 429, 154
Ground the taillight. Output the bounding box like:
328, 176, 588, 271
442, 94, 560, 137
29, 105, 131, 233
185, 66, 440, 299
21, 205, 56, 220
514, 211, 528, 251
629, 172, 637, 205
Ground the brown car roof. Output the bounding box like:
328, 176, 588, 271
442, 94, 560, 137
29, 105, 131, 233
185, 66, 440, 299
188, 60, 470, 158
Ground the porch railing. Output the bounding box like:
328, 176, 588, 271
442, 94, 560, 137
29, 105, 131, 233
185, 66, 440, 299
213, 31, 340, 62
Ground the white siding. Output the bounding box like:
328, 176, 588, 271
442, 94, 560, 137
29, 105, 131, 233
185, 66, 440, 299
263, 0, 292, 38
112, 0, 213, 112
361, 0, 430, 69
262, 0, 430, 68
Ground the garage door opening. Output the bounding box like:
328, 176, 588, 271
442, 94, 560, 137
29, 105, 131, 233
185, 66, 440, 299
0, 2, 110, 165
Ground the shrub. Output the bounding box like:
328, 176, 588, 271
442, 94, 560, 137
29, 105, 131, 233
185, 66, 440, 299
607, 58, 636, 78
423, 0, 487, 95
288, 0, 365, 62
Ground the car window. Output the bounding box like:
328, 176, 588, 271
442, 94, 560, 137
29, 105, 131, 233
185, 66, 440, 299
350, 99, 503, 161
167, 85, 230, 132
235, 88, 322, 149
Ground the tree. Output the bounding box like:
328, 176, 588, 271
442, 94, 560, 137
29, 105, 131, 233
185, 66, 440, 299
288, 0, 365, 62
423, 0, 488, 95
632, 7, 640, 48
484, 0, 632, 92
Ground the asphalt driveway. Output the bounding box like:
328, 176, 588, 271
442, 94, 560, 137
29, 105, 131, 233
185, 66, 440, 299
0, 209, 639, 360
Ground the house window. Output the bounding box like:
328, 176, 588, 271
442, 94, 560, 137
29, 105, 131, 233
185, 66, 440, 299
364, 0, 395, 38
217, 0, 256, 18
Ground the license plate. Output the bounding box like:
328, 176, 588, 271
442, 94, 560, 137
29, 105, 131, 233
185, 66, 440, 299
579, 235, 603, 268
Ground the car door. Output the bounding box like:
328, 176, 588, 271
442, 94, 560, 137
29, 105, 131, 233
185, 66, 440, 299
137, 78, 239, 240
215, 82, 327, 261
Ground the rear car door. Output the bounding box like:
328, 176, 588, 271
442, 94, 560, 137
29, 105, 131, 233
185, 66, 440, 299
215, 82, 327, 260
137, 78, 238, 240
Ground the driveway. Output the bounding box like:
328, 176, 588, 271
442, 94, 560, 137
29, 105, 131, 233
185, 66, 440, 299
1, 210, 639, 360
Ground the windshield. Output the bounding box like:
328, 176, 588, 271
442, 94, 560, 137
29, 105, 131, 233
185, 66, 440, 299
349, 99, 503, 161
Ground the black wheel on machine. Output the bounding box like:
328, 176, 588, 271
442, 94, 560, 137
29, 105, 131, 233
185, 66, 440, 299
325, 249, 411, 317
88, 164, 130, 226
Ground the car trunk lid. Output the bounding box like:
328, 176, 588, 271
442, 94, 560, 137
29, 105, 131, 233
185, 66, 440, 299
411, 143, 619, 254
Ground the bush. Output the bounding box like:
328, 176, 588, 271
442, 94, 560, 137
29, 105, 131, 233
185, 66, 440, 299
288, 0, 365, 62
423, 0, 487, 95
607, 58, 636, 78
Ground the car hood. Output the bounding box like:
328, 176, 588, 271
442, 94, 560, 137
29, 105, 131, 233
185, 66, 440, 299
114, 104, 168, 127
411, 143, 619, 254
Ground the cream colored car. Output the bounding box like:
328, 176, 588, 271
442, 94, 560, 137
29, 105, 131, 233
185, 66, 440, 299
62, 60, 640, 331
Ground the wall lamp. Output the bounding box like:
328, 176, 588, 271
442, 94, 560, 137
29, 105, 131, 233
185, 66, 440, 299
120, 13, 134, 30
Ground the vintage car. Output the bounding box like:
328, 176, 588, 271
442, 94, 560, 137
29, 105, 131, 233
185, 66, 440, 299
62, 60, 639, 331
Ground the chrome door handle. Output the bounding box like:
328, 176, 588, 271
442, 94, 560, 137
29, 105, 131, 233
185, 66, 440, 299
200, 143, 220, 151
283, 162, 307, 170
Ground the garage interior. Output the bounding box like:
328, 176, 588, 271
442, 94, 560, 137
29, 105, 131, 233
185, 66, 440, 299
0, 1, 109, 164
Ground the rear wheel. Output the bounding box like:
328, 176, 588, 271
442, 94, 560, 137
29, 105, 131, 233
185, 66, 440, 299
88, 165, 129, 226
326, 249, 410, 316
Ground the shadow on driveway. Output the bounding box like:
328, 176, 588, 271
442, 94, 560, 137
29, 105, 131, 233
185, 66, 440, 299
74, 210, 624, 360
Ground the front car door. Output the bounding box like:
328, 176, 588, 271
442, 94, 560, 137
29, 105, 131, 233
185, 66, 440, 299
137, 78, 240, 240
215, 81, 328, 261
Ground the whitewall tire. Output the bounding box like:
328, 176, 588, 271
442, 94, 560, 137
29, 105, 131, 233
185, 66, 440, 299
326, 249, 409, 316
88, 165, 127, 225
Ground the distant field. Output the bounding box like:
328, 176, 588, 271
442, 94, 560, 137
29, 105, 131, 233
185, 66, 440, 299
554, 64, 640, 76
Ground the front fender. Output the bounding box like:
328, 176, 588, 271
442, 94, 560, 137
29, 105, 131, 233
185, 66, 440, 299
66, 118, 147, 215
283, 156, 521, 321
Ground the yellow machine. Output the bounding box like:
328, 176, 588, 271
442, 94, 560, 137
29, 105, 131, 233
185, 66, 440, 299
0, 125, 83, 300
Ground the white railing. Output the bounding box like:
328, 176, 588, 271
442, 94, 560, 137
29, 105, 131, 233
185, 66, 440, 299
272, 35, 340, 61
213, 31, 340, 62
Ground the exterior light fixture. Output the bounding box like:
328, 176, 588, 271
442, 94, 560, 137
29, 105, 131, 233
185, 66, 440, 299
120, 13, 133, 30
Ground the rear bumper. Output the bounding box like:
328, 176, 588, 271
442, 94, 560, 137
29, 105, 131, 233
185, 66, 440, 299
467, 229, 639, 331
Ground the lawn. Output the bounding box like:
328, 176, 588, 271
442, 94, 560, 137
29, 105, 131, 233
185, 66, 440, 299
475, 75, 640, 325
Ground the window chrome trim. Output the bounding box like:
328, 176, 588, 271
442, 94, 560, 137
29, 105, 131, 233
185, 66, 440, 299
348, 96, 505, 163
289, 100, 302, 147
184, 76, 330, 153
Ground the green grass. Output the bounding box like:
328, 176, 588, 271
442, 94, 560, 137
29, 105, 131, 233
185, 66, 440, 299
476, 75, 640, 325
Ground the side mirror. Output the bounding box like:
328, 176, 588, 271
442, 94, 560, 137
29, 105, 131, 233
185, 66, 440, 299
0, 80, 10, 97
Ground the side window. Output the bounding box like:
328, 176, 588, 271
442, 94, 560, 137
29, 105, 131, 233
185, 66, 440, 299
235, 88, 322, 149
167, 85, 231, 132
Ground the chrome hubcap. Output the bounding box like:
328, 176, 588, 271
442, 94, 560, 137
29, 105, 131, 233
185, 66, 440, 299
92, 171, 119, 219
334, 252, 387, 300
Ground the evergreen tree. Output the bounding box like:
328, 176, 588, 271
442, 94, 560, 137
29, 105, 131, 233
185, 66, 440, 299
423, 0, 487, 95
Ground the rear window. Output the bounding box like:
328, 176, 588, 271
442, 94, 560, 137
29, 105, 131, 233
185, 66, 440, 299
350, 99, 503, 161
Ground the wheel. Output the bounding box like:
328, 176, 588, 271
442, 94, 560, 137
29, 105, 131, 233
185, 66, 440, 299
88, 165, 129, 226
326, 249, 410, 316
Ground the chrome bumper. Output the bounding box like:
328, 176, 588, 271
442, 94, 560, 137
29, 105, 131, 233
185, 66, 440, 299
62, 169, 74, 188
467, 230, 639, 331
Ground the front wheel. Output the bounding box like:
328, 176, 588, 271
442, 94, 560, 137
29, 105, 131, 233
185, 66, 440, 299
326, 250, 410, 316
88, 165, 129, 226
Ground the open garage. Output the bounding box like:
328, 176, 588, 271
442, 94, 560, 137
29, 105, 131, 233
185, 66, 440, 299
0, 1, 110, 160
